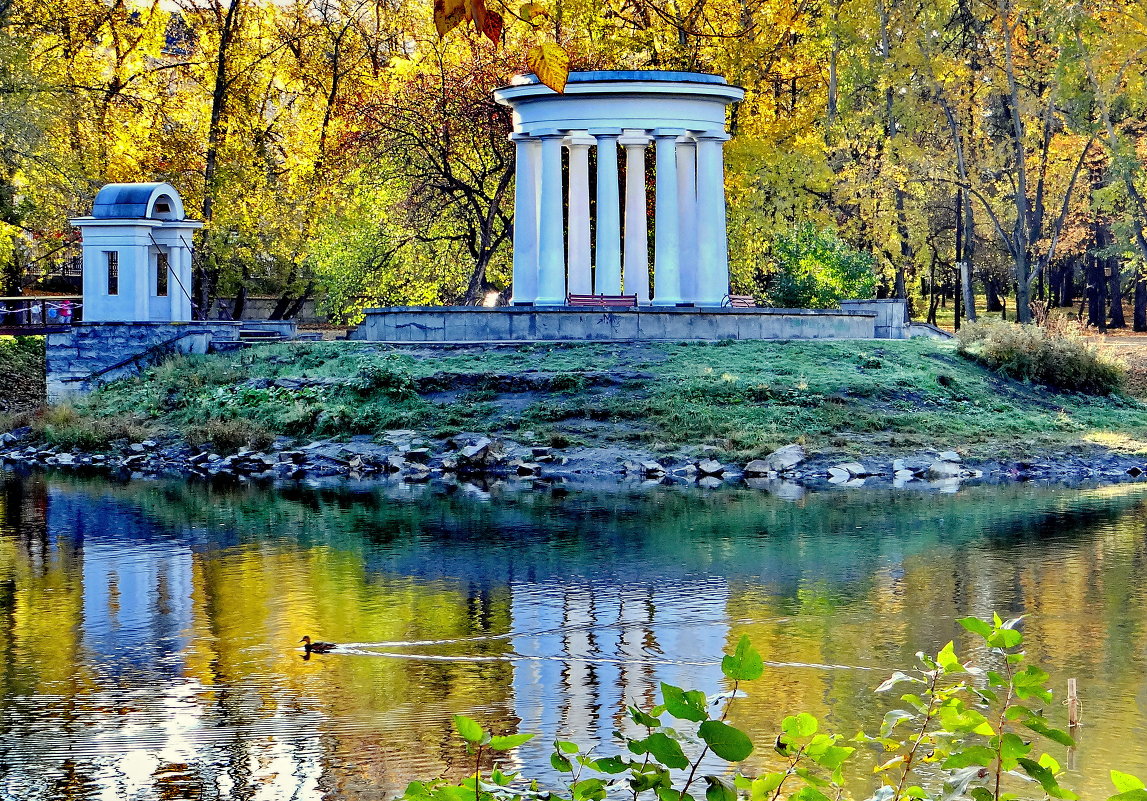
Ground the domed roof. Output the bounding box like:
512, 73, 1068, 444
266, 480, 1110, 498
91, 183, 185, 220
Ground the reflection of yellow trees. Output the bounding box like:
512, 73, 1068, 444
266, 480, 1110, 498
0, 483, 90, 699
7, 474, 1147, 800
723, 486, 1147, 799
183, 541, 516, 794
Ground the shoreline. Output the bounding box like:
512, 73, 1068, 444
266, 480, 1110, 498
4, 429, 1146, 494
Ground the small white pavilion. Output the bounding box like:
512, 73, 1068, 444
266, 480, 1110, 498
493, 71, 744, 306
71, 183, 202, 322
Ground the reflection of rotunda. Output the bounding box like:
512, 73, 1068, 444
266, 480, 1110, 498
493, 72, 744, 307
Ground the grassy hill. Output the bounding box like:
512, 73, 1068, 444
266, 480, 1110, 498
19, 338, 1147, 462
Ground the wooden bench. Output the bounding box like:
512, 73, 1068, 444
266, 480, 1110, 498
723, 294, 757, 308
567, 293, 639, 308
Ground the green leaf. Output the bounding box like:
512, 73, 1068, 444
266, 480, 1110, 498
1110, 793, 1147, 801
782, 712, 819, 739
721, 635, 764, 681
750, 775, 786, 800
1112, 772, 1147, 793
556, 740, 580, 754
571, 778, 607, 801
791, 788, 832, 801
489, 733, 534, 750
630, 732, 690, 769
941, 746, 996, 769
432, 786, 474, 801
999, 732, 1031, 768
551, 753, 573, 773
661, 683, 709, 722
958, 617, 994, 638
970, 789, 994, 801
705, 776, 738, 801
403, 781, 431, 798
630, 706, 661, 728
1018, 758, 1078, 800
453, 715, 486, 744
937, 641, 962, 672
593, 756, 629, 774
1023, 718, 1075, 747
880, 709, 915, 737
814, 745, 854, 771
988, 628, 1023, 649
875, 671, 922, 693
699, 720, 754, 762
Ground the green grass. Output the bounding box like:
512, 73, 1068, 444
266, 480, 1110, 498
47, 339, 1147, 459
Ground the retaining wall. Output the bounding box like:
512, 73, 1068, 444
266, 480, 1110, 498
350, 306, 879, 343
47, 322, 242, 400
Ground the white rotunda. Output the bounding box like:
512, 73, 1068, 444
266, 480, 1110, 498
493, 70, 744, 307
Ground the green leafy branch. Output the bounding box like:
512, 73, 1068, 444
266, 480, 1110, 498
400, 616, 1141, 801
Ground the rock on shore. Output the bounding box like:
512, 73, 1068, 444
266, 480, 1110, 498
2, 429, 1146, 493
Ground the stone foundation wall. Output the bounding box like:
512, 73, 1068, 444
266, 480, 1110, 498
838, 299, 909, 339
350, 306, 878, 343
47, 322, 242, 400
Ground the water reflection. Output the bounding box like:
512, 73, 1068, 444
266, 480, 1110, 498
0, 472, 1146, 800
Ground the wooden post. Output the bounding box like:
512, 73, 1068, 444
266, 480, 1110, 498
1067, 678, 1080, 728
1066, 677, 1080, 771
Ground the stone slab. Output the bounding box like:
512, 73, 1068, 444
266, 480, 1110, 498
350, 307, 877, 343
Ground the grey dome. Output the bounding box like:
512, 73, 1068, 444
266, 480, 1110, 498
91, 183, 185, 220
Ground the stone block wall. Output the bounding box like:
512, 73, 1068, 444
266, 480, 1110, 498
47, 322, 242, 400
838, 300, 909, 339
350, 306, 877, 343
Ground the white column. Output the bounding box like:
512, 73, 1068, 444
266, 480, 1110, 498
652, 129, 685, 306
676, 136, 698, 304
619, 129, 650, 304
511, 133, 540, 304
565, 132, 594, 296
536, 131, 567, 305
179, 243, 194, 320
695, 132, 732, 306
168, 246, 181, 321
591, 129, 622, 294
131, 241, 150, 321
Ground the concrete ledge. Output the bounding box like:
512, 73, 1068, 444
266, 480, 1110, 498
350, 307, 878, 343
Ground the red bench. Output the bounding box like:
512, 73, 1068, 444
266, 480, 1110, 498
567, 293, 639, 308
723, 294, 756, 308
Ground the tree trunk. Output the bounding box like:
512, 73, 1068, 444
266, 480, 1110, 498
1061, 259, 1075, 307
985, 277, 1003, 312
196, 0, 243, 319
1135, 271, 1147, 332
232, 284, 247, 321
1109, 255, 1126, 328
1086, 244, 1107, 332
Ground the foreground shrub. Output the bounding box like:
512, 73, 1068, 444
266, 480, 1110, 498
957, 319, 1124, 395
348, 354, 416, 398
764, 225, 878, 309
414, 615, 1135, 801
0, 336, 45, 414
37, 405, 152, 450
184, 417, 275, 453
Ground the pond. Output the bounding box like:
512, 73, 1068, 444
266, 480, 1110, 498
1, 471, 1146, 801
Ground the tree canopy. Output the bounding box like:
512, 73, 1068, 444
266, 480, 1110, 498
2, 0, 1147, 326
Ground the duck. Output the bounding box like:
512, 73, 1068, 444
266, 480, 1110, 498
299, 636, 337, 654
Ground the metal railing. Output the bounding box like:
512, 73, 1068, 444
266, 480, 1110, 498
0, 296, 84, 331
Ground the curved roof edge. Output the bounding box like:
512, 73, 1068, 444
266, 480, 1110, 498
91, 182, 187, 220
511, 70, 730, 86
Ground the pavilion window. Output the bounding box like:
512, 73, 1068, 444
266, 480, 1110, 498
105, 251, 119, 295
156, 251, 169, 297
